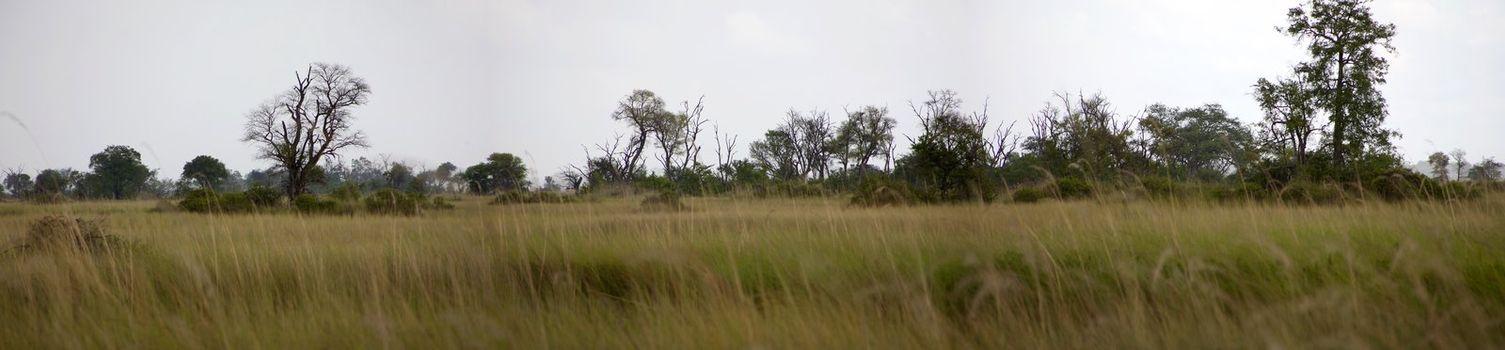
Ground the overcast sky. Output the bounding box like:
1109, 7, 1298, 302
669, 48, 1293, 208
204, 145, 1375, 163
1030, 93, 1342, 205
2, 0, 1501, 180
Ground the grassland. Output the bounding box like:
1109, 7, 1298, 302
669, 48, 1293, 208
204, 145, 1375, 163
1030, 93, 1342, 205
1, 195, 1503, 349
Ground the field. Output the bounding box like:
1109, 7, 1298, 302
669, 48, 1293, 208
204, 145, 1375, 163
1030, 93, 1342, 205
2, 196, 1504, 349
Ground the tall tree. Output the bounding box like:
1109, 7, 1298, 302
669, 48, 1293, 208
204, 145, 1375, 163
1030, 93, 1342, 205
3, 170, 32, 199
242, 63, 371, 199
181, 155, 231, 191
832, 106, 897, 173
1450, 149, 1468, 181
86, 145, 152, 200
34, 169, 68, 196
1254, 77, 1321, 166
1281, 0, 1398, 166
606, 90, 668, 182
1427, 152, 1450, 181
749, 129, 801, 180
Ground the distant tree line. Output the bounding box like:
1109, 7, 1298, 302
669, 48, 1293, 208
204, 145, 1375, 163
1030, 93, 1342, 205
3, 0, 1498, 206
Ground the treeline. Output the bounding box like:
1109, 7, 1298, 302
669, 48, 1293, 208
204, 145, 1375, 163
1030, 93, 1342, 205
3, 0, 1501, 208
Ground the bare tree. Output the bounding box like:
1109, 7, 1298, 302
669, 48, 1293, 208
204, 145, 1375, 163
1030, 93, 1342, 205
673, 97, 709, 173
242, 63, 371, 199
1451, 149, 1469, 181
713, 123, 739, 179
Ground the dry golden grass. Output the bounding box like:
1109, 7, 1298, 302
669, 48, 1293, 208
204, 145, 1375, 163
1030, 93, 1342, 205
1, 195, 1503, 349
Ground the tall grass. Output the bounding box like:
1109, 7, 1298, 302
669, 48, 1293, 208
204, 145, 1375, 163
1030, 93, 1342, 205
1, 195, 1503, 348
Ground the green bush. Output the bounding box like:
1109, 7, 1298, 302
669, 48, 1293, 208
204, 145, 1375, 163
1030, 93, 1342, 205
430, 196, 455, 210
1367, 171, 1480, 202
641, 191, 686, 211
491, 191, 577, 205
364, 189, 420, 216
1207, 182, 1269, 202
330, 183, 362, 202
754, 180, 827, 198
243, 186, 283, 208
1140, 176, 1180, 198
1053, 178, 1093, 199
1012, 187, 1046, 203
294, 194, 352, 215
1277, 181, 1342, 205
849, 176, 914, 207
634, 176, 675, 194
179, 189, 256, 213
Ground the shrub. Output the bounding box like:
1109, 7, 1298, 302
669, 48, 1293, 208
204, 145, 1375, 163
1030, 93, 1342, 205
491, 191, 577, 205
7, 215, 130, 254
244, 186, 283, 208
1367, 171, 1481, 202
1207, 182, 1269, 202
179, 189, 257, 213
634, 176, 675, 194
1053, 178, 1093, 199
641, 191, 686, 211
1012, 187, 1046, 203
330, 183, 363, 202
849, 176, 914, 207
1140, 176, 1180, 198
365, 189, 420, 215
1277, 181, 1342, 205
430, 196, 455, 210
294, 194, 352, 215
754, 180, 827, 198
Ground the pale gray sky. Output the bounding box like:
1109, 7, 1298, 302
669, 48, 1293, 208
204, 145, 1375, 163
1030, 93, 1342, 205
2, 0, 1501, 180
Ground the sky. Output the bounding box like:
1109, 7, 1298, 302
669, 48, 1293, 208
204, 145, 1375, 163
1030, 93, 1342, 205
2, 0, 1502, 181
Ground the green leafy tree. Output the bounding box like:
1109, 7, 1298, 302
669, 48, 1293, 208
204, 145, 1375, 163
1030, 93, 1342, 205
1427, 152, 1450, 181
897, 90, 996, 202
34, 169, 68, 196
603, 90, 668, 182
1023, 92, 1145, 180
1280, 0, 1398, 167
242, 63, 371, 199
85, 145, 152, 200
1138, 104, 1256, 181
463, 153, 529, 194
1468, 158, 1502, 182
832, 105, 897, 174
3, 171, 32, 199
749, 129, 802, 181
181, 155, 231, 191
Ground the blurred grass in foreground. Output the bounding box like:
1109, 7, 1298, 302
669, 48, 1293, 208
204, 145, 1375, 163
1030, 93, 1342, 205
1, 195, 1502, 348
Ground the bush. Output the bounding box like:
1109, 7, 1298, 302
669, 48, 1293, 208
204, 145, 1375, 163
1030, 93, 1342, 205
634, 176, 675, 194
7, 215, 131, 254
1207, 182, 1269, 202
754, 180, 828, 198
243, 186, 283, 208
365, 189, 420, 216
1053, 178, 1093, 199
1277, 181, 1342, 205
641, 191, 686, 211
294, 194, 352, 215
179, 189, 256, 213
491, 191, 577, 205
849, 176, 914, 207
1012, 187, 1046, 203
430, 196, 455, 210
1140, 176, 1180, 198
1367, 170, 1481, 202
330, 183, 362, 202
